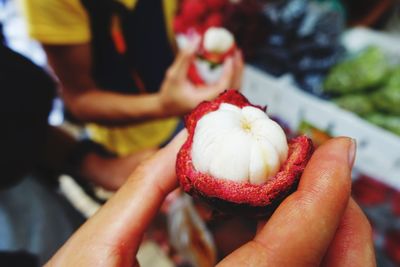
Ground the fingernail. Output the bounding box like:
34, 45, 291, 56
348, 138, 357, 168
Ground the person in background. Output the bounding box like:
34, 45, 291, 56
0, 22, 154, 265
20, 0, 243, 157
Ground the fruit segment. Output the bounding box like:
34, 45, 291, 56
203, 28, 234, 54
191, 103, 288, 184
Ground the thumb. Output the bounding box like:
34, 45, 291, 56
168, 36, 201, 79
218, 137, 355, 267
46, 131, 188, 266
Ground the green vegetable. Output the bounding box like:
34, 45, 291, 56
334, 94, 374, 116
386, 67, 400, 87
298, 120, 331, 146
370, 67, 400, 115
323, 46, 388, 94
366, 113, 400, 136
371, 85, 400, 115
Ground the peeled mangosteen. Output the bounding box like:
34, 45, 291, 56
199, 27, 236, 64
176, 90, 313, 218
188, 27, 236, 85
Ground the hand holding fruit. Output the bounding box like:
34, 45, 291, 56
159, 35, 243, 117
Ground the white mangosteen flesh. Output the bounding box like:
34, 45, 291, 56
191, 103, 289, 185
194, 58, 224, 84
203, 27, 234, 54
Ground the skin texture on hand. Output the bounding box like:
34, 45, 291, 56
46, 131, 188, 267
45, 134, 375, 267
218, 137, 375, 267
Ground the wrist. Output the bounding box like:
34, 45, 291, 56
66, 140, 115, 176
156, 92, 179, 118
123, 93, 170, 121
154, 92, 170, 118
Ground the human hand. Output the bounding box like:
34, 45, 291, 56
218, 137, 376, 267
46, 135, 375, 267
46, 131, 188, 267
80, 148, 157, 191
159, 38, 244, 117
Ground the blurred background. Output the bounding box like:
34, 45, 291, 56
1, 0, 399, 266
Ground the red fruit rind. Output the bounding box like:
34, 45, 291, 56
205, 0, 227, 11
199, 43, 236, 64
185, 89, 265, 127
204, 13, 224, 29
176, 90, 314, 217
182, 0, 208, 20
188, 62, 206, 86
188, 37, 236, 85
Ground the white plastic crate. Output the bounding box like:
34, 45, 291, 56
242, 66, 400, 190
342, 27, 400, 65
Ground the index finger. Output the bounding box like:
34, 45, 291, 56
321, 198, 375, 267
218, 137, 355, 267
231, 49, 244, 89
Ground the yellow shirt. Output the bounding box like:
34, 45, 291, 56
20, 0, 179, 155
20, 0, 177, 44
